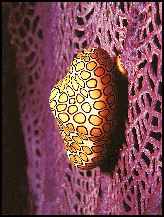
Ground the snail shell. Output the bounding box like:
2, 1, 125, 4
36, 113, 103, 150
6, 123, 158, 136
49, 48, 119, 170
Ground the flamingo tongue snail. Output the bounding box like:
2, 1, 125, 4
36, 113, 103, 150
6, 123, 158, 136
49, 48, 127, 170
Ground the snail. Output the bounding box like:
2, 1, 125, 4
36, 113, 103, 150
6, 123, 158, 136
49, 48, 127, 170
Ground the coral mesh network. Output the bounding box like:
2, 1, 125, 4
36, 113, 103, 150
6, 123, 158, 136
49, 47, 127, 170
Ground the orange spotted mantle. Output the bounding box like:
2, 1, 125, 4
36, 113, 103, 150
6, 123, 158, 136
49, 48, 125, 170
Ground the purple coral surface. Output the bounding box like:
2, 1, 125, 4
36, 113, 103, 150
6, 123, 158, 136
5, 2, 162, 215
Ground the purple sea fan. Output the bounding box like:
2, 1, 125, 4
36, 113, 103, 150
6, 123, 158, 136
5, 2, 162, 215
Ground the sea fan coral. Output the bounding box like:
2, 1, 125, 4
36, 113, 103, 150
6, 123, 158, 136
6, 2, 162, 215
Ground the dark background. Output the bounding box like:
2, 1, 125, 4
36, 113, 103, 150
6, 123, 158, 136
2, 4, 28, 214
